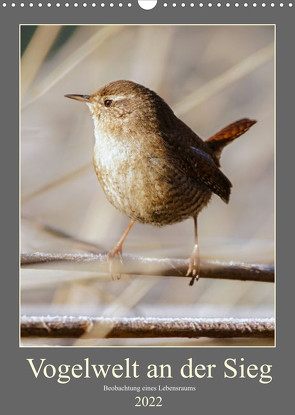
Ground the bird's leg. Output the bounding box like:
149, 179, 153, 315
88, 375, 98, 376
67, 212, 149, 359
107, 220, 134, 263
186, 216, 200, 286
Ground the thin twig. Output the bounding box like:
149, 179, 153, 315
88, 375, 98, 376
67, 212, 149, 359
21, 252, 274, 283
21, 316, 274, 339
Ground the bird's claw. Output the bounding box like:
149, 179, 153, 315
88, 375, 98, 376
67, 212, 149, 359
186, 255, 200, 286
107, 247, 124, 280
107, 247, 124, 263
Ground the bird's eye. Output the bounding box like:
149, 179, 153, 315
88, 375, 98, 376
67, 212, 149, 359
104, 99, 113, 107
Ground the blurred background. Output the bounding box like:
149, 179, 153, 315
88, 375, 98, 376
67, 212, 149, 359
21, 25, 274, 346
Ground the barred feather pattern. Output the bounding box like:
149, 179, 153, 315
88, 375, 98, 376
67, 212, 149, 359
87, 81, 256, 227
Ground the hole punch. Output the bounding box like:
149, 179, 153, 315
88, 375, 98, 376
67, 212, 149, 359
138, 0, 157, 10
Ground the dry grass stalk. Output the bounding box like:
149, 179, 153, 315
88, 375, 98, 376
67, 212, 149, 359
21, 162, 92, 203
174, 43, 274, 116
21, 26, 62, 96
23, 26, 123, 108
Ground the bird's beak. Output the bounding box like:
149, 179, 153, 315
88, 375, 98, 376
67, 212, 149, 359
64, 94, 91, 102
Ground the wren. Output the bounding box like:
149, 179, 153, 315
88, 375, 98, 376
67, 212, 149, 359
65, 80, 256, 285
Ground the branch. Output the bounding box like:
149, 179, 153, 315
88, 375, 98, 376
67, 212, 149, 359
21, 252, 274, 283
21, 316, 274, 339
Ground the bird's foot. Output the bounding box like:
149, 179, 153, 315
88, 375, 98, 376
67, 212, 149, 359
107, 246, 124, 280
186, 246, 200, 286
107, 246, 124, 263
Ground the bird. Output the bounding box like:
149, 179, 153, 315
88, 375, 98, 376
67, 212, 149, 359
65, 80, 256, 286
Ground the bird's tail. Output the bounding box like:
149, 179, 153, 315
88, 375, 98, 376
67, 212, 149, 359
205, 118, 257, 163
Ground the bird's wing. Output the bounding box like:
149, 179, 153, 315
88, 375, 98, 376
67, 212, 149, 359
168, 145, 232, 203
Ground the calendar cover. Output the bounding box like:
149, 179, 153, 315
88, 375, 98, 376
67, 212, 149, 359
1, 1, 292, 413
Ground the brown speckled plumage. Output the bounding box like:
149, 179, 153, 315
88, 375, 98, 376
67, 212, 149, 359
65, 80, 256, 285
